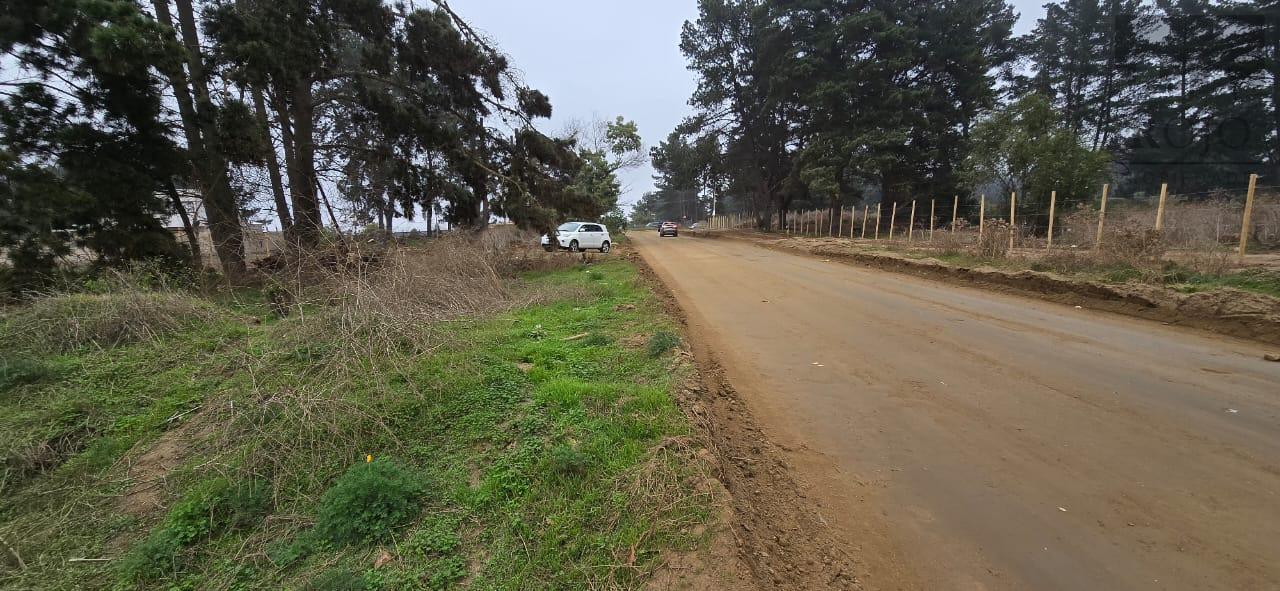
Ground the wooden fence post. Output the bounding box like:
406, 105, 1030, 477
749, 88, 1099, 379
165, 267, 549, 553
952, 195, 959, 232
1155, 182, 1168, 232
1239, 173, 1258, 263
929, 199, 936, 241
979, 195, 986, 239
1094, 183, 1110, 251
838, 207, 844, 237
875, 204, 881, 240
1009, 191, 1017, 251
889, 202, 898, 241
908, 200, 917, 242
1047, 190, 1057, 249
861, 205, 869, 239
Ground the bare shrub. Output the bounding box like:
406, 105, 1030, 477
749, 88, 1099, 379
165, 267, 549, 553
1100, 221, 1166, 265
928, 220, 972, 255
1252, 194, 1280, 249
1058, 205, 1100, 249
269, 229, 572, 373
1028, 250, 1085, 273
1176, 246, 1236, 276
974, 220, 1011, 259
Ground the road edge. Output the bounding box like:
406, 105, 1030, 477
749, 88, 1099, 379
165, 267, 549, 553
623, 246, 862, 590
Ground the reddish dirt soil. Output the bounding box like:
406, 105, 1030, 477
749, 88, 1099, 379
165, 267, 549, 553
630, 251, 862, 591
713, 231, 1280, 346
631, 232, 1280, 591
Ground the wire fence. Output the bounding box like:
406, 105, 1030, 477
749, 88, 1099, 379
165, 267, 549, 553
706, 175, 1279, 266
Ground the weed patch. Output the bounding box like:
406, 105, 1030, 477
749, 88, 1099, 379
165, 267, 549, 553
0, 244, 710, 591
647, 330, 681, 358
313, 459, 425, 545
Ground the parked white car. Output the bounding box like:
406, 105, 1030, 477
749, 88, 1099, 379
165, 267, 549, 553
542, 221, 612, 253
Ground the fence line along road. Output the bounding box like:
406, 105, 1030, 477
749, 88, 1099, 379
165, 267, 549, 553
706, 174, 1278, 264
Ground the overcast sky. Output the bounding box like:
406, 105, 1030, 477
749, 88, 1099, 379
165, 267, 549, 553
445, 0, 1049, 219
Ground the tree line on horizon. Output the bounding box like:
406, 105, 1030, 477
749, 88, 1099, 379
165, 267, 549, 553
633, 0, 1277, 229
0, 0, 640, 289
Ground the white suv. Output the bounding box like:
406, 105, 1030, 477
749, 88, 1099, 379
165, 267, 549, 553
542, 221, 612, 253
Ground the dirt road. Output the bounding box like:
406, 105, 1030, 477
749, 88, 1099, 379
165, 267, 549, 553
631, 232, 1280, 591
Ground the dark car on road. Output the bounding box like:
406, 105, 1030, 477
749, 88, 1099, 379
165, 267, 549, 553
659, 222, 678, 237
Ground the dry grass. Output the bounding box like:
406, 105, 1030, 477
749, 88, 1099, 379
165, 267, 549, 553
0, 282, 222, 355
262, 228, 575, 375
975, 220, 1012, 259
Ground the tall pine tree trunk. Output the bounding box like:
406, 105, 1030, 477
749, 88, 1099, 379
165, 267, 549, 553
152, 0, 245, 274
172, 0, 246, 274
252, 86, 292, 237
286, 79, 324, 243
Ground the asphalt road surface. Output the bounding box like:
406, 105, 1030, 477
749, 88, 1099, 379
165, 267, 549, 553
631, 232, 1280, 591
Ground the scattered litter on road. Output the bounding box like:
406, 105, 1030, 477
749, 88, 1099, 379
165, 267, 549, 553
1074, 305, 1083, 309
1058, 507, 1068, 512
1264, 353, 1280, 362
811, 362, 825, 367
1225, 408, 1239, 414
762, 299, 771, 303
940, 381, 947, 386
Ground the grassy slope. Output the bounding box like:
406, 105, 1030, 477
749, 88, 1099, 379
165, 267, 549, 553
0, 258, 706, 590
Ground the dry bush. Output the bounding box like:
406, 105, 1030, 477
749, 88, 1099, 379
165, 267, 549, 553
1175, 246, 1236, 276
1099, 220, 1166, 264
0, 268, 222, 354
1058, 206, 1100, 249
1031, 249, 1097, 274
1252, 194, 1280, 249
268, 228, 572, 374
974, 220, 1012, 258
1073, 192, 1280, 252
927, 220, 973, 255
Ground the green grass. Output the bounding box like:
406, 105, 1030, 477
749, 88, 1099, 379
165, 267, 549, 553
1164, 267, 1280, 298
0, 259, 709, 590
